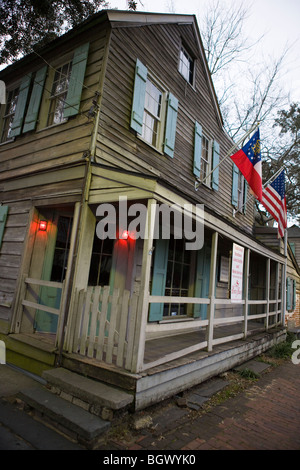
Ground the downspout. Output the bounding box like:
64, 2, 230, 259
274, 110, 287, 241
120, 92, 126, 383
56, 26, 112, 366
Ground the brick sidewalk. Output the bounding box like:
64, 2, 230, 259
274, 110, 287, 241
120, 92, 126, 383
98, 360, 300, 451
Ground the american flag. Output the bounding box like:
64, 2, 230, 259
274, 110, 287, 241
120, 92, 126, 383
261, 169, 287, 238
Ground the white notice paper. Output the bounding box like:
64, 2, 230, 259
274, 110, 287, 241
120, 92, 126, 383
231, 243, 244, 303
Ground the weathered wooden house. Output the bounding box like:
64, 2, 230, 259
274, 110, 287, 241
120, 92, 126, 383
0, 10, 287, 412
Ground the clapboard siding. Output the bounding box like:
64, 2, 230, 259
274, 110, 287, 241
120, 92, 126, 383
96, 23, 254, 232
0, 25, 108, 185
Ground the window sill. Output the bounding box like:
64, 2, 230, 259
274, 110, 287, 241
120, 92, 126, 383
0, 137, 15, 147
137, 134, 164, 156
36, 120, 69, 134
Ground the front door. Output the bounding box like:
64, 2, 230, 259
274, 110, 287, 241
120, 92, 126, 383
34, 214, 73, 333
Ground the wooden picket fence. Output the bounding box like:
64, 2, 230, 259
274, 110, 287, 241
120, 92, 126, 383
65, 286, 139, 371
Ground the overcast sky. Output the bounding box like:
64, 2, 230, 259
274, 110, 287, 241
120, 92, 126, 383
108, 0, 300, 103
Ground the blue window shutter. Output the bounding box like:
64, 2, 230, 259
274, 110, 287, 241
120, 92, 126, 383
23, 66, 47, 133
64, 42, 89, 118
10, 74, 32, 137
130, 59, 147, 134
0, 205, 8, 249
164, 93, 178, 158
286, 277, 291, 310
194, 245, 211, 319
149, 238, 169, 321
193, 121, 202, 178
212, 140, 220, 191
232, 164, 239, 206
293, 279, 296, 310
243, 180, 248, 214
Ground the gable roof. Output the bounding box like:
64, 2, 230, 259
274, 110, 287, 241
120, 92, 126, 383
0, 9, 223, 127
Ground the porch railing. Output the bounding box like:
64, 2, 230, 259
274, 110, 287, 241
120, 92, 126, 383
64, 286, 282, 373
65, 286, 139, 370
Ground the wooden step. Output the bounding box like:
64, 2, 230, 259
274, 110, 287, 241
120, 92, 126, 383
42, 367, 134, 419
19, 387, 110, 446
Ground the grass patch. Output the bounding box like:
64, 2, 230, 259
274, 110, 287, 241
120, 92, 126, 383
237, 368, 259, 380
265, 332, 296, 360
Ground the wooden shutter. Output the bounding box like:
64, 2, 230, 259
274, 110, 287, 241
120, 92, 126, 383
243, 180, 248, 214
212, 140, 220, 190
23, 66, 47, 133
64, 42, 89, 118
10, 74, 32, 137
194, 245, 211, 319
286, 277, 291, 310
0, 205, 8, 249
193, 121, 202, 178
148, 238, 169, 322
232, 164, 239, 206
130, 59, 147, 134
164, 92, 178, 158
293, 279, 296, 310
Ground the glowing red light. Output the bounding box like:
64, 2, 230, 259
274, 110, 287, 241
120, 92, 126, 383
121, 230, 129, 240
39, 220, 47, 231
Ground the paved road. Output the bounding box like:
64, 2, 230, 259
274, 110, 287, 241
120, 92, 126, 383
96, 360, 300, 451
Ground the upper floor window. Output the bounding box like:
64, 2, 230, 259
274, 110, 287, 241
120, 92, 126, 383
0, 87, 19, 142
200, 134, 211, 185
232, 165, 248, 213
179, 46, 194, 85
131, 58, 178, 158
193, 121, 220, 191
142, 79, 163, 147
47, 61, 72, 126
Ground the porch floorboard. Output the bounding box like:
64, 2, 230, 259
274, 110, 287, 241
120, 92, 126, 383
143, 320, 268, 364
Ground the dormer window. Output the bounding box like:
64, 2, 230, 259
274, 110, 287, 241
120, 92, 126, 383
179, 45, 194, 85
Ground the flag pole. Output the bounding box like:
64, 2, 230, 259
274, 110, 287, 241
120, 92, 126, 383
195, 121, 260, 191
233, 165, 285, 216
282, 228, 287, 327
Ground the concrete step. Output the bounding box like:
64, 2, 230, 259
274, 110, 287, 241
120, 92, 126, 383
42, 367, 134, 420
18, 387, 110, 446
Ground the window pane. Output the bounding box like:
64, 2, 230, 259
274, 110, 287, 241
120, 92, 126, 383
47, 62, 72, 126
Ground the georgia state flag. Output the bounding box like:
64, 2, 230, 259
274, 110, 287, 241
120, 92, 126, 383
230, 129, 262, 202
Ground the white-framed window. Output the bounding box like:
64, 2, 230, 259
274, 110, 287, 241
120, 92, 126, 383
131, 59, 178, 158
47, 61, 73, 127
200, 134, 212, 186
0, 87, 19, 142
179, 45, 194, 85
142, 78, 164, 148
237, 172, 245, 212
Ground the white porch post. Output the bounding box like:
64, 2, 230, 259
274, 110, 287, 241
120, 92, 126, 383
265, 258, 270, 330
243, 248, 250, 338
131, 199, 157, 373
275, 262, 280, 325
207, 231, 218, 352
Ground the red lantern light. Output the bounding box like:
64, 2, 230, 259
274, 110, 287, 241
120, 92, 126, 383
39, 220, 47, 231
120, 230, 129, 240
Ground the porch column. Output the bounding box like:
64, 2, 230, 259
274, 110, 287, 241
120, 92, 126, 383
207, 231, 218, 352
131, 199, 157, 373
265, 258, 270, 330
243, 248, 250, 338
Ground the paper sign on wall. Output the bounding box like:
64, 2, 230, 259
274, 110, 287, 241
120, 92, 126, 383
231, 243, 244, 303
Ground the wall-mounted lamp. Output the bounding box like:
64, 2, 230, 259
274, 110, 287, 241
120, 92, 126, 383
120, 230, 129, 240
39, 220, 47, 231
